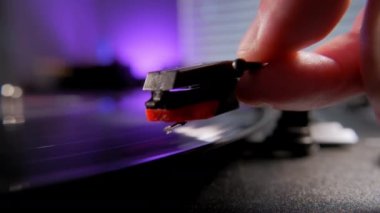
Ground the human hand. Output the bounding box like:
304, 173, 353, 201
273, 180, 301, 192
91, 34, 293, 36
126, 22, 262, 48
236, 0, 380, 119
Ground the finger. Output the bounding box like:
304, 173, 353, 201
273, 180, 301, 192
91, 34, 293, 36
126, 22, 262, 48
313, 9, 364, 91
361, 0, 380, 119
237, 0, 350, 61
237, 11, 364, 110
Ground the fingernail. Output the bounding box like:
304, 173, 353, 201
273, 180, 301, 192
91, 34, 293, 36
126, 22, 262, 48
238, 38, 255, 55
237, 19, 261, 56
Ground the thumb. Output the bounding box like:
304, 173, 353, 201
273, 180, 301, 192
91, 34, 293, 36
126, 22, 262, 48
238, 0, 350, 61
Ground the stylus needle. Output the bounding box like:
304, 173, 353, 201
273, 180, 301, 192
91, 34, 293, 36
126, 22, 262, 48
164, 122, 187, 134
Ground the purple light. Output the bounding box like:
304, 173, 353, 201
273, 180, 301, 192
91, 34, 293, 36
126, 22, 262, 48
116, 39, 181, 78
104, 0, 182, 78
9, 0, 181, 79
98, 0, 182, 78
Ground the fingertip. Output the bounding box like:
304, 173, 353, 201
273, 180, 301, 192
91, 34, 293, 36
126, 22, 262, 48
236, 71, 262, 105
236, 50, 262, 63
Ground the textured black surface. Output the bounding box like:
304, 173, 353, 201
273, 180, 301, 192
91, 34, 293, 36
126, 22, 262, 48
189, 141, 380, 212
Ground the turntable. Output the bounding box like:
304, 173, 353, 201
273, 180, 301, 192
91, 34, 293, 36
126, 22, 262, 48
1, 82, 379, 211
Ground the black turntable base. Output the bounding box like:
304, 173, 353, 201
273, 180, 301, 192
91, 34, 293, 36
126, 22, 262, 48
1, 90, 380, 211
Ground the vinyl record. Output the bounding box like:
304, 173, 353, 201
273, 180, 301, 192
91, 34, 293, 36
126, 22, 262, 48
0, 89, 277, 192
